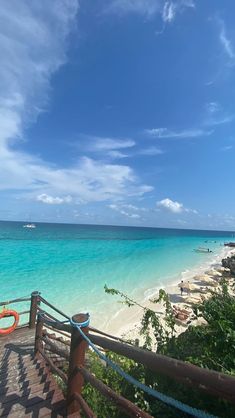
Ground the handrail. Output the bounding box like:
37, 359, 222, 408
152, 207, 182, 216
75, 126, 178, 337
18, 310, 30, 316
32, 294, 235, 417
43, 329, 71, 346
72, 393, 97, 418
38, 348, 68, 383
89, 326, 134, 345
39, 296, 70, 320
78, 366, 153, 418
37, 306, 64, 323
43, 323, 71, 339
41, 315, 72, 333
0, 297, 31, 307
89, 333, 235, 404
41, 334, 69, 360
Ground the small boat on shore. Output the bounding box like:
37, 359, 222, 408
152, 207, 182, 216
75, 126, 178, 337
224, 242, 235, 247
194, 247, 212, 253
23, 223, 36, 229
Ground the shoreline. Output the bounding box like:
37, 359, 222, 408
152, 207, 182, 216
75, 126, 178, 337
106, 246, 234, 341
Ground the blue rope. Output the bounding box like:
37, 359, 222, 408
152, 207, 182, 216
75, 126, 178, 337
70, 317, 218, 418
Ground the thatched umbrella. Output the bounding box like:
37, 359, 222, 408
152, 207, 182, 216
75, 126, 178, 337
194, 274, 213, 281
206, 269, 222, 277
184, 296, 201, 304
217, 267, 230, 273
184, 282, 198, 291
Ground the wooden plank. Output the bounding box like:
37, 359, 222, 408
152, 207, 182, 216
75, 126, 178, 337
43, 324, 71, 339
0, 354, 33, 368
0, 385, 64, 415
0, 391, 65, 417
0, 363, 48, 389
0, 359, 41, 379
38, 349, 68, 383
0, 381, 57, 405
43, 330, 70, 346
0, 373, 50, 397
41, 335, 69, 360
0, 363, 44, 386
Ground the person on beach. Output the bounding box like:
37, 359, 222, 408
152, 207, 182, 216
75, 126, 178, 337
180, 280, 184, 296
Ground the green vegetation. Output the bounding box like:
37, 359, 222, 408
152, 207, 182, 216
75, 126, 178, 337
82, 279, 235, 418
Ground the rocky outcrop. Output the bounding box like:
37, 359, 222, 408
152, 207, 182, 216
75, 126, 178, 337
222, 255, 235, 275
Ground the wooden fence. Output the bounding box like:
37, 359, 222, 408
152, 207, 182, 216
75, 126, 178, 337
1, 291, 235, 417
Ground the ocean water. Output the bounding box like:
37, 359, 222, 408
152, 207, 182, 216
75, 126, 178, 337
0, 221, 233, 329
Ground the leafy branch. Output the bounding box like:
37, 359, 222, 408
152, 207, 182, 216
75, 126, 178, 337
104, 284, 176, 349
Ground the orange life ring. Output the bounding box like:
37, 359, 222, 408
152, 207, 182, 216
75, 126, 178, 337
0, 309, 19, 335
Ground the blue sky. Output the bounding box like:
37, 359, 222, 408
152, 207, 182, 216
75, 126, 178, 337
0, 0, 235, 230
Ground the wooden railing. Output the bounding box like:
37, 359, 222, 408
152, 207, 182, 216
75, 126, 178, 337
0, 293, 35, 328
1, 291, 235, 417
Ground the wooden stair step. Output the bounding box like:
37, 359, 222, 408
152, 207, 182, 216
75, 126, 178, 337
0, 364, 49, 390
0, 365, 47, 388
0, 372, 51, 397
0, 354, 34, 365
0, 380, 57, 405
0, 361, 43, 379
1, 397, 66, 418
0, 359, 42, 379
0, 385, 64, 416
0, 367, 50, 395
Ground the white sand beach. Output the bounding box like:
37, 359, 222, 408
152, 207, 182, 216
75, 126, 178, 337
107, 246, 235, 344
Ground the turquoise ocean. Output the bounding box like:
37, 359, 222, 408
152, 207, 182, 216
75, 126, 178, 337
0, 221, 233, 329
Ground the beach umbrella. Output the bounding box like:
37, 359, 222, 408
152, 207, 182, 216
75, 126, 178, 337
206, 269, 222, 277
195, 275, 215, 284
184, 296, 201, 304
183, 282, 198, 291
216, 267, 230, 273
217, 266, 229, 271
194, 274, 212, 281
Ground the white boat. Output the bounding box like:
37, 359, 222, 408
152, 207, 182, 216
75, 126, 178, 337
23, 223, 36, 229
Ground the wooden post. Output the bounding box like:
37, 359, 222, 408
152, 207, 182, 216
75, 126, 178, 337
29, 291, 40, 329
34, 313, 43, 356
67, 313, 89, 415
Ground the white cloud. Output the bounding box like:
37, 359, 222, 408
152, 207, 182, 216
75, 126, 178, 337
104, 0, 195, 22
146, 127, 213, 139
108, 203, 142, 219
162, 2, 176, 23
204, 102, 234, 127
157, 198, 184, 213
206, 102, 220, 114
157, 198, 197, 214
0, 1, 78, 147
86, 136, 135, 151
219, 19, 235, 60
79, 135, 135, 159
107, 150, 128, 159
83, 137, 164, 159
104, 0, 162, 18
205, 114, 234, 127
138, 146, 164, 156
0, 1, 153, 205
221, 145, 233, 151
37, 194, 72, 205
1, 155, 153, 202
